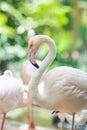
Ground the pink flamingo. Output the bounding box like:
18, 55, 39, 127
28, 34, 87, 130
0, 70, 32, 130
20, 29, 37, 130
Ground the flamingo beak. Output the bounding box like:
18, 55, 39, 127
29, 47, 39, 69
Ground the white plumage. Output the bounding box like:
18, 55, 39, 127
0, 70, 31, 130
28, 34, 87, 130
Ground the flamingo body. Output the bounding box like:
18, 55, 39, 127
0, 71, 32, 113
0, 76, 22, 112
41, 66, 87, 113
20, 61, 36, 85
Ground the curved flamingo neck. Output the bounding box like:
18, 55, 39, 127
29, 35, 56, 102
38, 35, 56, 76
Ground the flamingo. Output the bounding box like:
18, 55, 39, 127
0, 70, 32, 130
20, 29, 37, 130
28, 34, 87, 130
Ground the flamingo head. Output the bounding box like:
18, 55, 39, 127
28, 29, 35, 40
4, 70, 13, 77
28, 35, 41, 69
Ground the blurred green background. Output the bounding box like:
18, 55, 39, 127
0, 0, 87, 129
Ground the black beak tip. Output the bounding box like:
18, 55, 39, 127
33, 63, 39, 69
31, 62, 39, 69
